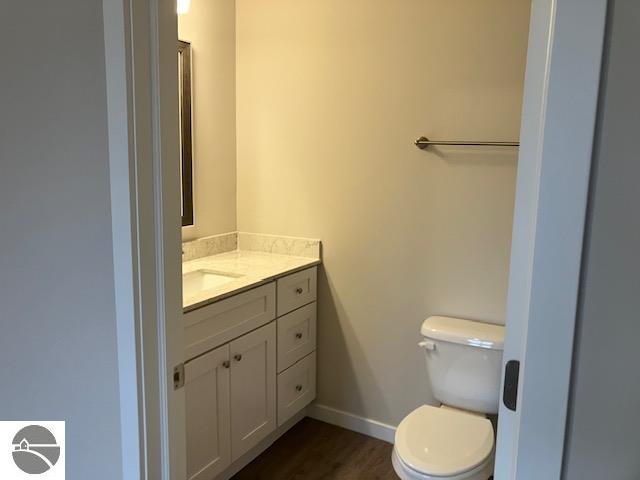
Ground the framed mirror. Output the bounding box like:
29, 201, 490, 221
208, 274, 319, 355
178, 40, 194, 226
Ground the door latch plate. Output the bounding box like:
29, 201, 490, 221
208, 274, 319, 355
173, 363, 185, 390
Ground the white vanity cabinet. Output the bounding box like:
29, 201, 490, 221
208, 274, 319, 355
184, 266, 318, 479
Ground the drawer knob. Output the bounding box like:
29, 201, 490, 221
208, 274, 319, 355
234, 354, 242, 362
295, 332, 303, 339
222, 361, 230, 369
295, 287, 304, 294
295, 384, 303, 392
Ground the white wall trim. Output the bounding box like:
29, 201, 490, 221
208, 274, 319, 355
103, 0, 184, 479
102, 0, 144, 478
307, 404, 396, 444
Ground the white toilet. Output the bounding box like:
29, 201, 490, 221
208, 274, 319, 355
392, 316, 505, 480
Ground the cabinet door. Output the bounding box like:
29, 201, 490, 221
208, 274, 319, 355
185, 344, 231, 480
229, 322, 276, 461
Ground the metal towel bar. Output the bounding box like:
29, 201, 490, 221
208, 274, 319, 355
414, 136, 519, 149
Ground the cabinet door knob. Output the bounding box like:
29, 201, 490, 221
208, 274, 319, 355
295, 287, 304, 294
234, 354, 242, 362
295, 332, 303, 339
295, 384, 303, 392
222, 361, 230, 369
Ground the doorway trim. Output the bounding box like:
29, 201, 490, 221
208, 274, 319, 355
102, 0, 608, 478
103, 0, 185, 479
494, 1, 608, 479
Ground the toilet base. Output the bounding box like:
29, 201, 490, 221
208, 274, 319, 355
392, 447, 494, 480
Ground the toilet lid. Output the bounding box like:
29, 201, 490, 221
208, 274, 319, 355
395, 405, 494, 477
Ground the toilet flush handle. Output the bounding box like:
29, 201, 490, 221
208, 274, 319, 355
418, 340, 436, 351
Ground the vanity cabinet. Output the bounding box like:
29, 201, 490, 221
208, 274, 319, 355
184, 266, 317, 479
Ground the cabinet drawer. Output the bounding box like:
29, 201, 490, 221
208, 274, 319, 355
184, 283, 276, 360
277, 302, 316, 372
276, 266, 317, 316
277, 352, 316, 426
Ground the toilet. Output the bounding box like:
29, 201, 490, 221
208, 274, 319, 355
392, 316, 505, 480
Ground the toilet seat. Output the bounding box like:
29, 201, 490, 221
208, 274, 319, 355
393, 405, 494, 479
392, 448, 493, 480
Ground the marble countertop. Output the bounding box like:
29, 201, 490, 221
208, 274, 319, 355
183, 250, 320, 312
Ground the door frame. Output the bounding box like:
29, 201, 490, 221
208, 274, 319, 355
102, 0, 608, 479
494, 0, 607, 479
103, 0, 185, 479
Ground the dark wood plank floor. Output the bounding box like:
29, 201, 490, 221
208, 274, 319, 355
232, 418, 398, 480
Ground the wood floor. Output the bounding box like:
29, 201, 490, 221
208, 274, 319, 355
232, 418, 398, 480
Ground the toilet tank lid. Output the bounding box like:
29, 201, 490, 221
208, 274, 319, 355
421, 316, 505, 350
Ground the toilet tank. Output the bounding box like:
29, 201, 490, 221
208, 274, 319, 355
421, 316, 505, 414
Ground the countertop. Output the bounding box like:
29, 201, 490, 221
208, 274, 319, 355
183, 250, 321, 312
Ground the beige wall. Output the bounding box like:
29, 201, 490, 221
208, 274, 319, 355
236, 0, 530, 425
179, 0, 237, 240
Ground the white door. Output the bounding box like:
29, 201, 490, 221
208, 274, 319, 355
185, 344, 232, 480
494, 1, 607, 479
229, 322, 277, 460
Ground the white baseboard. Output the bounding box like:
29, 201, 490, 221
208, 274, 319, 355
306, 403, 396, 444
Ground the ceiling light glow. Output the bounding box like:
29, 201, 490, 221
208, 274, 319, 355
177, 0, 191, 14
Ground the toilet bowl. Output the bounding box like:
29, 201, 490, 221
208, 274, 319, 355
392, 316, 504, 480
392, 405, 494, 480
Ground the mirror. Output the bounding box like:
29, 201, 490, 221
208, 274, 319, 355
178, 40, 194, 226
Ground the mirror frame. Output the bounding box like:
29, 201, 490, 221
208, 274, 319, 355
178, 40, 194, 226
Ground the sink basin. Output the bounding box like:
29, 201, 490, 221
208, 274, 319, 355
183, 269, 242, 298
